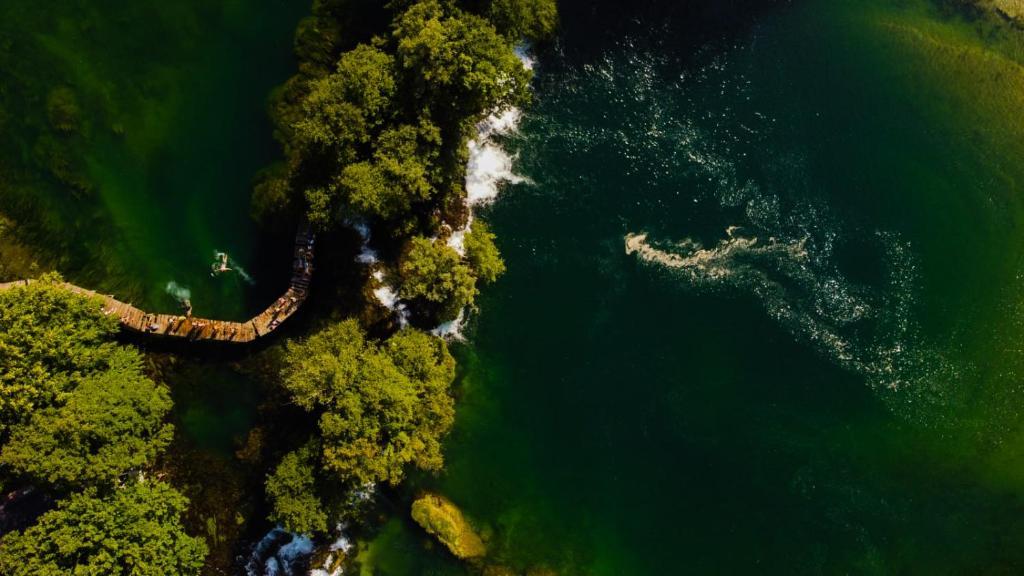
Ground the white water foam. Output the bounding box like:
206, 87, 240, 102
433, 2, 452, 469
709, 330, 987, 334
372, 279, 409, 326
211, 250, 255, 284
465, 108, 527, 207
431, 308, 467, 340
245, 530, 316, 576
309, 525, 355, 576
540, 40, 958, 398
433, 45, 534, 337
625, 226, 946, 392
350, 219, 410, 324
165, 281, 191, 302
350, 221, 379, 265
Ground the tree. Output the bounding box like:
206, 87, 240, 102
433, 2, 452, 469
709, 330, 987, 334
280, 320, 455, 486
399, 236, 477, 320
0, 274, 119, 435
394, 0, 532, 117
488, 0, 559, 41
293, 43, 400, 227
293, 43, 397, 158
0, 481, 208, 576
340, 120, 443, 220
0, 348, 174, 488
266, 441, 329, 535
464, 221, 505, 283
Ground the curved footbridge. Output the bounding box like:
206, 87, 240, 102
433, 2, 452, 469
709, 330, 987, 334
0, 225, 316, 344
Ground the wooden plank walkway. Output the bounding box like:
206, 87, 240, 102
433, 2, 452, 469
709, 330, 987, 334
0, 223, 315, 344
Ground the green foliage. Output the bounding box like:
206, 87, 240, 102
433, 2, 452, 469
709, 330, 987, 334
0, 481, 208, 576
292, 44, 400, 227
394, 0, 532, 116
0, 275, 175, 495
488, 0, 559, 41
280, 320, 455, 486
0, 348, 174, 488
399, 236, 478, 320
464, 221, 505, 283
266, 441, 329, 535
293, 43, 396, 158
341, 120, 442, 220
411, 493, 487, 559
0, 274, 119, 434
45, 87, 81, 134
251, 164, 293, 222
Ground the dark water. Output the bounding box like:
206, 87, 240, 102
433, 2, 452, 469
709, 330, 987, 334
0, 0, 305, 319
363, 0, 1024, 573
6, 0, 1024, 573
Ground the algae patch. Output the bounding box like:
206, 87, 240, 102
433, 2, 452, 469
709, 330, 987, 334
411, 493, 487, 559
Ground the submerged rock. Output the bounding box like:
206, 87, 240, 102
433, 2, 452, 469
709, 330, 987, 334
410, 493, 487, 559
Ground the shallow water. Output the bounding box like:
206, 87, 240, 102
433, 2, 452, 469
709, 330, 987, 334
0, 0, 304, 319
363, 0, 1024, 573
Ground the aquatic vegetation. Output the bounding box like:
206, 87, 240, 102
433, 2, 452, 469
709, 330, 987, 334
411, 493, 487, 559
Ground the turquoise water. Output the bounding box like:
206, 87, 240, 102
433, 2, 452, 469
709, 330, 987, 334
364, 0, 1024, 573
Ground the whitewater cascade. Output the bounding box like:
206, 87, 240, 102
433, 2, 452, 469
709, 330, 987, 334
434, 47, 534, 339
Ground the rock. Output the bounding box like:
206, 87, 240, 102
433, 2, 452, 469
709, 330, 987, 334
410, 493, 487, 559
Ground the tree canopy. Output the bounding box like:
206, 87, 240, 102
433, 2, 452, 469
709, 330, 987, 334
277, 320, 455, 488
258, 0, 536, 238
265, 440, 329, 536
394, 0, 531, 116
0, 274, 119, 434
0, 348, 173, 488
399, 236, 478, 321
0, 481, 208, 576
487, 0, 559, 41
0, 276, 175, 492
293, 43, 397, 160
464, 221, 505, 283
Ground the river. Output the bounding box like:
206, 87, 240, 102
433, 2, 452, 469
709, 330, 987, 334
362, 0, 1024, 573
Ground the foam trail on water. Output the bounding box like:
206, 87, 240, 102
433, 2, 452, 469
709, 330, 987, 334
213, 250, 255, 284
436, 44, 534, 335
625, 227, 951, 393
165, 281, 191, 302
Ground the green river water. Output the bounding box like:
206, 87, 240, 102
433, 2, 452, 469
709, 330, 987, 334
0, 0, 305, 319
6, 0, 1024, 574
364, 0, 1024, 574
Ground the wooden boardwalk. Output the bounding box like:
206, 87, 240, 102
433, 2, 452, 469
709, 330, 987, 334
0, 224, 315, 344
